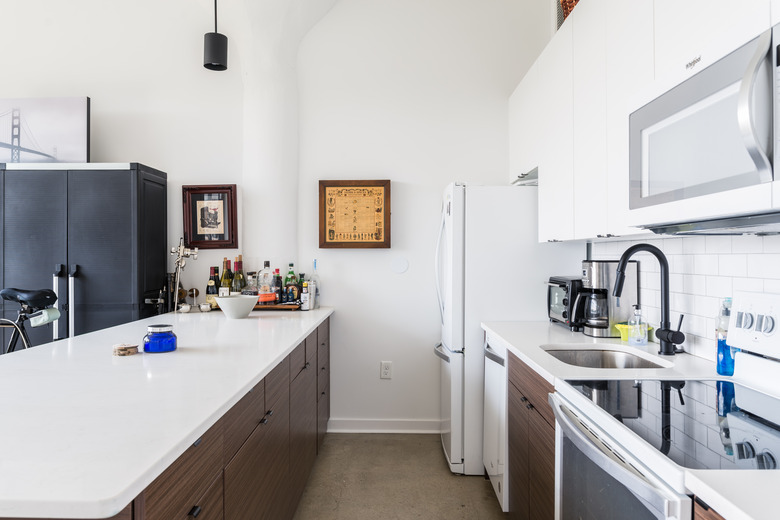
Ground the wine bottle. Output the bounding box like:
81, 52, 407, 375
219, 259, 233, 296
273, 268, 283, 304
206, 266, 219, 308
232, 258, 246, 293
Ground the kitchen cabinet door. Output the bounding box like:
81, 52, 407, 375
654, 0, 771, 82
317, 318, 330, 452
693, 497, 727, 520
2, 170, 67, 350
288, 339, 318, 516
507, 381, 530, 520
537, 19, 574, 243
604, 0, 654, 239
571, 0, 608, 240
508, 61, 542, 184
527, 406, 555, 520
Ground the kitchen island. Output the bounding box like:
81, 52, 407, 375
483, 321, 780, 520
0, 307, 333, 519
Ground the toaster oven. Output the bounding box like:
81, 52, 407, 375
547, 276, 583, 331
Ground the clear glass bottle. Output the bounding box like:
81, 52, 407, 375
716, 297, 736, 376
300, 281, 310, 311
242, 272, 258, 296
628, 305, 648, 346
257, 261, 275, 305
310, 259, 321, 308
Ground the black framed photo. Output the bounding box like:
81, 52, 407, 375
182, 184, 238, 249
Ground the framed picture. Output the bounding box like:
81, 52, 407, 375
182, 184, 238, 249
319, 180, 390, 248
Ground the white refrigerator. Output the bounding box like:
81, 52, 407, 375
433, 182, 582, 475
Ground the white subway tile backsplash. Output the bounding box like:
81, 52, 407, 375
705, 276, 732, 299
705, 236, 732, 254
732, 235, 763, 253
694, 255, 719, 276
589, 236, 779, 363
718, 254, 747, 277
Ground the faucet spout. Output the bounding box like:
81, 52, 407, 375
613, 243, 682, 355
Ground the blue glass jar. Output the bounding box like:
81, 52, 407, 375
143, 324, 177, 353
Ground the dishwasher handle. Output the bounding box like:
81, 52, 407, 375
549, 393, 675, 520
484, 344, 505, 367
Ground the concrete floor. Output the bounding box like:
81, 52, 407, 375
293, 433, 507, 520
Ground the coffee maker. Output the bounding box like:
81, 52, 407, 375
576, 260, 638, 338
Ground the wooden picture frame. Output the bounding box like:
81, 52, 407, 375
182, 184, 238, 249
319, 180, 391, 248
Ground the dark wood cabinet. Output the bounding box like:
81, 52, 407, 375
288, 337, 318, 516
0, 164, 167, 349
694, 497, 727, 520
224, 357, 290, 520
507, 351, 555, 520
317, 318, 330, 451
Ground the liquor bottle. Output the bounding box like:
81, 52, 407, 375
300, 282, 310, 311
310, 259, 321, 309
242, 272, 258, 296
219, 259, 233, 297
257, 261, 275, 305
273, 268, 283, 304
232, 258, 246, 293
284, 263, 299, 303
206, 266, 220, 308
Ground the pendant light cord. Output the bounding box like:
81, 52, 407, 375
214, 0, 218, 33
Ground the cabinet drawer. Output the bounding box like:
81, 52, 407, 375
317, 318, 330, 350
144, 421, 223, 520
265, 355, 289, 410
317, 383, 330, 451
222, 381, 264, 463
305, 330, 317, 366
508, 352, 554, 428
184, 472, 223, 520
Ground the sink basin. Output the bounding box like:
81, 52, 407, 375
542, 347, 666, 369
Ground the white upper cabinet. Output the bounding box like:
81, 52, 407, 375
537, 19, 574, 242
571, 0, 607, 240
604, 0, 654, 238
654, 0, 771, 84
508, 62, 541, 184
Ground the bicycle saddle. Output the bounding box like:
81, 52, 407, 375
0, 288, 57, 310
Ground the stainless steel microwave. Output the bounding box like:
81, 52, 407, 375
628, 24, 779, 232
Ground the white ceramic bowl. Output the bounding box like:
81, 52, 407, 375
215, 295, 257, 319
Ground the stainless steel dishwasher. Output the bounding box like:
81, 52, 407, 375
482, 333, 508, 511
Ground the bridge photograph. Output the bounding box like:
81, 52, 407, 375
0, 97, 89, 163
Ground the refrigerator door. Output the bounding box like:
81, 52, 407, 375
436, 183, 465, 353
434, 342, 464, 473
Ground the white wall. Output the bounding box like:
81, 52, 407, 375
298, 0, 553, 431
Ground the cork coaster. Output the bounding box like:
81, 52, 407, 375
113, 344, 139, 356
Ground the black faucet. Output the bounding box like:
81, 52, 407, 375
613, 243, 685, 356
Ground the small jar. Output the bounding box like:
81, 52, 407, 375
143, 324, 177, 353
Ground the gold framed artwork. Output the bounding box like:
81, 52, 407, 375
319, 180, 391, 248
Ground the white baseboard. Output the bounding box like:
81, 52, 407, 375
326, 418, 440, 434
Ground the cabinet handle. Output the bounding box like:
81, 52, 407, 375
260, 417, 268, 425
321, 391, 326, 397
520, 396, 528, 403
192, 437, 203, 448
304, 362, 311, 370
188, 505, 202, 517
526, 403, 534, 410
266, 409, 273, 416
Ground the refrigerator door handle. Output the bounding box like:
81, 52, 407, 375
68, 264, 79, 338
433, 342, 450, 363
52, 264, 64, 340
434, 209, 446, 324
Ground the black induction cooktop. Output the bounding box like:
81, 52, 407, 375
564, 379, 780, 471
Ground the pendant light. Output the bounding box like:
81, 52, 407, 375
204, 0, 228, 71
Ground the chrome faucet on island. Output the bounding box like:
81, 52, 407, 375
613, 243, 685, 356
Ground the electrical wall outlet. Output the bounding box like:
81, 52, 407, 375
380, 361, 392, 379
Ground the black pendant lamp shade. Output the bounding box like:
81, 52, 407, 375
204, 0, 228, 71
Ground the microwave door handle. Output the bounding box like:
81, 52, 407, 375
549, 394, 674, 520
737, 27, 773, 181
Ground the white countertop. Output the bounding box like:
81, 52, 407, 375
0, 307, 333, 519
482, 320, 773, 520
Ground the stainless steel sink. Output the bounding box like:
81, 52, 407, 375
544, 349, 664, 369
